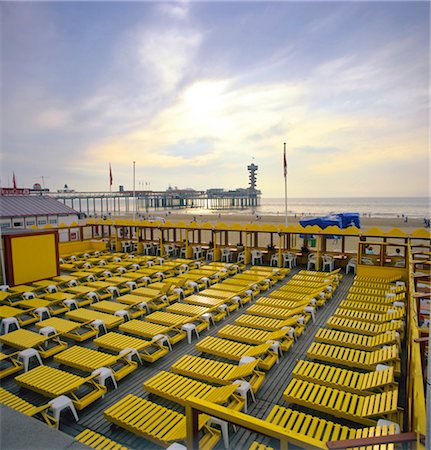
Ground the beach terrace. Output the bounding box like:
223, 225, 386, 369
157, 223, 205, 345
0, 219, 429, 450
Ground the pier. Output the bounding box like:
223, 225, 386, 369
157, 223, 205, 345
50, 188, 261, 216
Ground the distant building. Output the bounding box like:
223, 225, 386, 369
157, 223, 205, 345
0, 196, 79, 230
57, 184, 75, 193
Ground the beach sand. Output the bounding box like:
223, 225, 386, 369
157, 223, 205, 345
144, 211, 426, 234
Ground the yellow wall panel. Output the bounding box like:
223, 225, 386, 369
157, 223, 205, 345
11, 234, 58, 285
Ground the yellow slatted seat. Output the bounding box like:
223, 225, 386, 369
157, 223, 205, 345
196, 336, 278, 370
185, 295, 228, 308
268, 291, 314, 301
75, 429, 127, 450
35, 317, 98, 342
256, 297, 310, 309
65, 308, 123, 329
143, 370, 244, 410
292, 360, 396, 393
0, 387, 57, 428
339, 301, 405, 315
145, 311, 195, 327
172, 354, 265, 393
246, 304, 308, 320
346, 293, 405, 304
104, 394, 220, 449
54, 346, 137, 381
218, 324, 294, 352
234, 314, 301, 332
314, 328, 399, 350
119, 319, 186, 344
94, 331, 169, 363
0, 352, 23, 379
0, 329, 67, 358
266, 405, 399, 450
90, 300, 144, 319
333, 308, 405, 323
307, 343, 399, 372
0, 305, 38, 327
15, 365, 106, 410
283, 379, 399, 426
326, 317, 404, 336
166, 303, 210, 316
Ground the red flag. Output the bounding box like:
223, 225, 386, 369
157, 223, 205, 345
109, 164, 113, 186
283, 145, 287, 178
12, 172, 17, 189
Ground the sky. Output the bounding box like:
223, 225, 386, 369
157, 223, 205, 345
1, 0, 429, 197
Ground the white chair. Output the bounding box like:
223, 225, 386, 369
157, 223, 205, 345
179, 247, 187, 258
0, 317, 20, 334
34, 307, 51, 321
192, 246, 203, 259
143, 243, 153, 255
17, 348, 43, 372
152, 334, 172, 351
307, 253, 317, 270
91, 367, 117, 392
251, 250, 263, 265
22, 292, 36, 300
98, 260, 107, 266
282, 252, 297, 268
206, 249, 214, 262
237, 252, 245, 264
64, 299, 78, 310
201, 313, 215, 328
39, 326, 57, 338
119, 348, 142, 365
322, 254, 335, 271
346, 257, 357, 274
48, 395, 79, 429
114, 257, 122, 263
83, 262, 92, 269
0, 285, 10, 292
91, 319, 107, 336
233, 380, 255, 413
46, 285, 58, 294
207, 417, 230, 449
270, 254, 279, 267
114, 310, 130, 321
221, 248, 232, 262
181, 323, 199, 344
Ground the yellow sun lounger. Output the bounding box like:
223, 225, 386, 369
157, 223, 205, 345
185, 294, 231, 309
16, 298, 68, 316
0, 352, 23, 379
283, 378, 399, 426
314, 328, 400, 350
196, 336, 278, 371
246, 304, 308, 320
209, 284, 254, 304
65, 308, 124, 329
346, 293, 405, 304
234, 314, 302, 332
54, 346, 137, 381
90, 300, 144, 319
15, 365, 106, 410
326, 317, 404, 336
0, 329, 67, 358
35, 317, 98, 342
339, 300, 405, 315
268, 291, 314, 302
119, 319, 186, 344
104, 394, 220, 449
0, 387, 57, 428
0, 305, 38, 327
292, 360, 396, 394
94, 331, 169, 363
266, 405, 399, 450
166, 303, 210, 317
218, 324, 294, 352
333, 308, 405, 323
143, 370, 244, 410
306, 343, 400, 373
255, 297, 310, 310
75, 429, 127, 450
172, 354, 265, 393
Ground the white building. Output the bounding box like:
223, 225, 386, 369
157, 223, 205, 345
0, 195, 79, 230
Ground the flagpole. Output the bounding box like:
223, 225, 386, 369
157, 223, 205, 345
133, 161, 136, 221
284, 142, 288, 226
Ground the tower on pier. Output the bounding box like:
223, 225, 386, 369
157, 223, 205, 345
247, 163, 258, 191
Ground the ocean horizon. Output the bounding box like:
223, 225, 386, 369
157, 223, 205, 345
88, 196, 431, 220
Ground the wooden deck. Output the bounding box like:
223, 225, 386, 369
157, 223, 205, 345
1, 267, 354, 449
